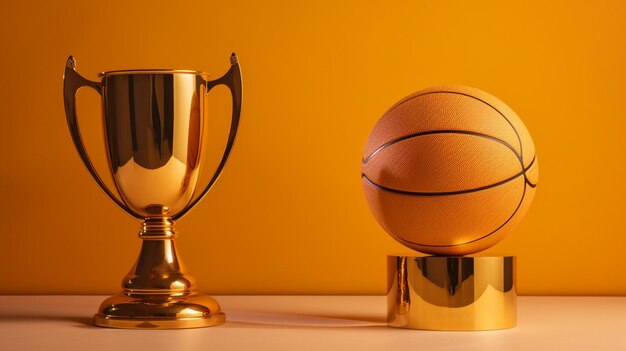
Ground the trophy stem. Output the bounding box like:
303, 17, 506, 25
93, 218, 225, 329
123, 217, 194, 295
139, 217, 177, 240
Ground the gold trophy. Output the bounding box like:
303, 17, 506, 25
63, 54, 242, 329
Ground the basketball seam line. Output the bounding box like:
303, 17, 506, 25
392, 182, 528, 248
362, 130, 521, 164
368, 90, 525, 163
362, 155, 535, 196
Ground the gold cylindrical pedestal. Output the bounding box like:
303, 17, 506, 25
387, 255, 516, 331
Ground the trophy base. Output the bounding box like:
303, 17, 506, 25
387, 255, 516, 331
93, 292, 225, 329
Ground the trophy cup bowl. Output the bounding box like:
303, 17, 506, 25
63, 54, 242, 329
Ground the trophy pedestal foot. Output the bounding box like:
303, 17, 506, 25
387, 255, 516, 331
93, 293, 225, 329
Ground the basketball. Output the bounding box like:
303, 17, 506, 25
362, 86, 538, 256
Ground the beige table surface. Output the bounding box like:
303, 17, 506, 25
0, 295, 625, 350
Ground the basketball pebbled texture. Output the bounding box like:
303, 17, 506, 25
362, 86, 538, 256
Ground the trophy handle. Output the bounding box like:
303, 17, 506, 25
63, 56, 141, 219
173, 53, 243, 220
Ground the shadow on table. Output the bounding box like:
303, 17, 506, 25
0, 312, 388, 330
222, 310, 388, 329
0, 314, 93, 327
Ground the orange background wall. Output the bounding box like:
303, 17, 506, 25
1, 0, 625, 295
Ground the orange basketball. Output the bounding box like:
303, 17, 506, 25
362, 86, 538, 256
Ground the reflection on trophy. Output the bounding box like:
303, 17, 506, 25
63, 54, 242, 329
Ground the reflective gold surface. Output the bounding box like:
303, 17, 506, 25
94, 293, 225, 329
388, 256, 516, 330
62, 54, 242, 329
